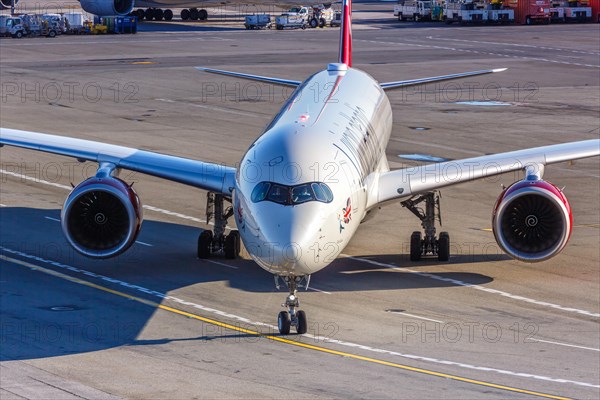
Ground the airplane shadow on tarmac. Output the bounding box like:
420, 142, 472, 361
0, 207, 496, 361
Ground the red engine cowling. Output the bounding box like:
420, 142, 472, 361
492, 179, 572, 263
61, 176, 142, 259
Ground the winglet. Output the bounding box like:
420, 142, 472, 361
339, 0, 352, 67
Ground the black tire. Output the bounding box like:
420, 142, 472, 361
197, 230, 213, 259
410, 231, 422, 261
278, 311, 291, 335
181, 9, 190, 20
309, 18, 318, 28
526, 16, 532, 25
199, 9, 208, 20
136, 9, 145, 20
414, 14, 420, 22
190, 8, 199, 21
276, 24, 283, 30
48, 30, 56, 38
145, 9, 155, 20
398, 13, 403, 22
296, 310, 307, 334
224, 231, 240, 259
15, 31, 23, 38
319, 18, 325, 28
438, 232, 450, 262
154, 9, 164, 21
164, 9, 173, 21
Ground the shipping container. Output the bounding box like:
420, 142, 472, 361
505, 0, 551, 24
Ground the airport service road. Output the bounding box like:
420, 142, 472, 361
1, 18, 599, 400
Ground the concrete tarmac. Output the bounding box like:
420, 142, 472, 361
1, 8, 599, 400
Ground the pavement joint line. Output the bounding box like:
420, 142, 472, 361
2, 166, 597, 317
0, 246, 598, 391
0, 253, 579, 400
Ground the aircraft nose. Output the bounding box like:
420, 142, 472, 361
248, 205, 326, 275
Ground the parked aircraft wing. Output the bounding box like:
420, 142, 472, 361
374, 139, 600, 205
196, 67, 301, 87
0, 128, 236, 195
380, 68, 507, 90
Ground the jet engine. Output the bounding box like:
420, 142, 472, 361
492, 179, 572, 262
79, 0, 134, 16
61, 176, 142, 259
1, 0, 20, 9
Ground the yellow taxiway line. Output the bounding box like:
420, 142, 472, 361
1, 254, 571, 400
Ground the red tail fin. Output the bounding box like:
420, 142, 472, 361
338, 0, 352, 67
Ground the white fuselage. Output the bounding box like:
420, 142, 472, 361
233, 64, 392, 276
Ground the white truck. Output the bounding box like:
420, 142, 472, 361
0, 16, 27, 38
394, 0, 433, 21
244, 14, 273, 29
444, 0, 488, 24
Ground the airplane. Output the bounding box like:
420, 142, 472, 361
1, 0, 599, 335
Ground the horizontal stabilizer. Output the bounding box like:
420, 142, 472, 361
380, 68, 506, 90
196, 67, 300, 87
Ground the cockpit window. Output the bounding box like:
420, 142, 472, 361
251, 181, 271, 203
251, 181, 333, 205
267, 183, 290, 205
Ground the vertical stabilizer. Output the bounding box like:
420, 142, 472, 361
338, 0, 352, 67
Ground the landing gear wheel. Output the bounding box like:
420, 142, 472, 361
197, 230, 213, 259
199, 9, 208, 20
224, 231, 240, 259
164, 9, 173, 21
278, 311, 291, 335
136, 9, 145, 20
181, 9, 190, 20
410, 231, 422, 261
190, 8, 200, 21
145, 8, 155, 20
154, 8, 164, 21
438, 232, 450, 262
296, 310, 307, 334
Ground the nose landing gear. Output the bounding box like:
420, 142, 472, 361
402, 191, 450, 261
275, 275, 309, 335
197, 192, 240, 259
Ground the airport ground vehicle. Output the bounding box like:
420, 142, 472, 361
394, 0, 433, 21
0, 15, 58, 37
308, 6, 334, 27
444, 0, 488, 23
548, 1, 592, 22
275, 13, 307, 29
244, 14, 272, 29
0, 16, 26, 37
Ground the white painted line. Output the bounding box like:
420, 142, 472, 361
341, 254, 600, 319
135, 241, 153, 247
1, 245, 597, 390
308, 287, 332, 295
205, 259, 239, 269
44, 216, 61, 222
528, 338, 600, 352
0, 204, 6, 207
1, 169, 71, 190
387, 311, 444, 324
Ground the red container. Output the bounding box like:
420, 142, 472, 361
589, 0, 600, 22
505, 0, 551, 24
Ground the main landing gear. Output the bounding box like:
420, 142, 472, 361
275, 275, 309, 335
401, 191, 450, 262
197, 192, 240, 259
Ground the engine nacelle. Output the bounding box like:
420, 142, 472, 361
79, 0, 134, 16
61, 176, 142, 259
1, 0, 20, 9
492, 179, 572, 263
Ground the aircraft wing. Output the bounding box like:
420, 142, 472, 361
375, 139, 600, 205
0, 128, 236, 195
380, 68, 506, 90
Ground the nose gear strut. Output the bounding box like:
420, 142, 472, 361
276, 275, 309, 335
